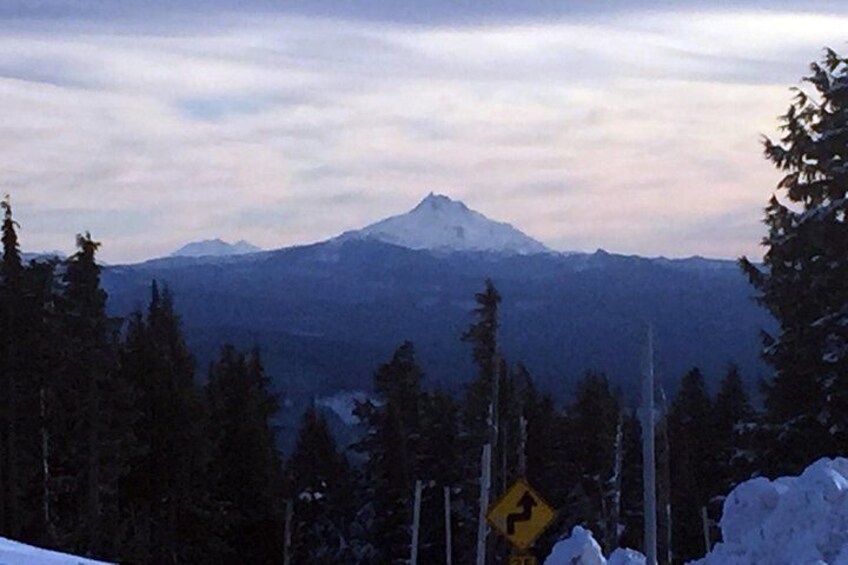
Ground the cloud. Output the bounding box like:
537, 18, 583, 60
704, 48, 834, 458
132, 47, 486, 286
0, 7, 844, 262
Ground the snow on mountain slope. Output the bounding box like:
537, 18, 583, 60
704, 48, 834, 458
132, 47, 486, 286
0, 537, 113, 564
170, 238, 261, 258
340, 192, 551, 255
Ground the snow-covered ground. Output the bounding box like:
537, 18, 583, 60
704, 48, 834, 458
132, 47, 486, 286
545, 457, 848, 565
0, 537, 112, 565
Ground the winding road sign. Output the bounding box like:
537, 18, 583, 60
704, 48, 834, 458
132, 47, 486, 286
487, 479, 555, 550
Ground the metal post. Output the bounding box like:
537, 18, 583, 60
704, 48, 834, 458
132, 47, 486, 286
642, 328, 658, 565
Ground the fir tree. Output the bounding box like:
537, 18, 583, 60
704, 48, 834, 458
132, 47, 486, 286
119, 282, 214, 563
668, 368, 718, 562
0, 196, 25, 538
206, 345, 285, 564
740, 49, 848, 475
563, 371, 622, 553
713, 365, 755, 495
52, 233, 134, 559
287, 406, 354, 563
354, 341, 425, 564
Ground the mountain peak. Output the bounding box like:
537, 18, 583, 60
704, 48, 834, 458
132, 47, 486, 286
341, 193, 550, 255
413, 192, 469, 213
170, 238, 262, 258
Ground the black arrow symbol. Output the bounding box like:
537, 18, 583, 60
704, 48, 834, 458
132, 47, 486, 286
506, 491, 538, 535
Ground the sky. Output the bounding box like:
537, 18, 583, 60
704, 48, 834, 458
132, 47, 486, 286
1, 1, 847, 263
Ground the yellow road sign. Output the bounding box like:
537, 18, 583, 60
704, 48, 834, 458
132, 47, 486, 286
487, 479, 556, 550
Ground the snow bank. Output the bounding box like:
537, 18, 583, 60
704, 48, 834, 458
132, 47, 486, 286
692, 457, 848, 565
544, 526, 645, 565
0, 537, 113, 565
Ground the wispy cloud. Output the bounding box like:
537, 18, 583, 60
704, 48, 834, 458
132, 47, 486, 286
0, 5, 846, 262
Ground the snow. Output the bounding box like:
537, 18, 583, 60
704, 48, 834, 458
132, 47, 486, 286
170, 238, 261, 257
692, 457, 848, 565
317, 390, 371, 425
340, 192, 550, 255
0, 537, 113, 565
544, 526, 645, 565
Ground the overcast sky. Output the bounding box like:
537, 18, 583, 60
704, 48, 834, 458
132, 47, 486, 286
2, 1, 847, 263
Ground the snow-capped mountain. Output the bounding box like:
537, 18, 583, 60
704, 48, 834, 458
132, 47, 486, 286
340, 193, 550, 255
170, 239, 261, 258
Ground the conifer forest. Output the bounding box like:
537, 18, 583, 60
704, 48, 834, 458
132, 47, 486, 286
0, 36, 847, 565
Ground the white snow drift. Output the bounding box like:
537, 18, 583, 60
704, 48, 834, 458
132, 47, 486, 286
545, 457, 848, 565
694, 457, 848, 565
0, 536, 112, 565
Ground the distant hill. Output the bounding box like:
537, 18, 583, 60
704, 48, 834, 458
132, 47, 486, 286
170, 238, 261, 258
103, 239, 771, 402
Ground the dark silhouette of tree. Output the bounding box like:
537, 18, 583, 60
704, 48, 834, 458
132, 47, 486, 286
740, 49, 848, 475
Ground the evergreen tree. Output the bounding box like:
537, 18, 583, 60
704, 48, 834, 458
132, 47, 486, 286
0, 196, 25, 538
713, 365, 755, 495
668, 368, 718, 562
461, 279, 501, 445
206, 345, 285, 564
740, 49, 848, 475
52, 233, 134, 559
417, 390, 461, 564
563, 371, 622, 553
287, 406, 354, 564
354, 341, 425, 564
119, 282, 214, 563
457, 280, 503, 563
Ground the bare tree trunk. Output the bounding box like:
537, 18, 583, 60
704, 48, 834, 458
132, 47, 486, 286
606, 412, 624, 551
410, 480, 422, 565
444, 487, 452, 565
642, 328, 657, 565
40, 387, 55, 542
476, 441, 492, 565
283, 499, 293, 565
701, 506, 711, 555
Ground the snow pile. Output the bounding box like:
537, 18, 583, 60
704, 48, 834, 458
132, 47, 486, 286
544, 526, 645, 565
692, 457, 848, 565
0, 536, 113, 564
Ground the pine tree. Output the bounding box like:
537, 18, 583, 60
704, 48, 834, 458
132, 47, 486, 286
740, 49, 848, 475
668, 368, 718, 562
563, 371, 622, 553
52, 233, 134, 559
206, 345, 285, 564
287, 406, 354, 563
353, 341, 425, 564
119, 282, 214, 563
0, 195, 25, 538
457, 280, 503, 563
713, 365, 755, 495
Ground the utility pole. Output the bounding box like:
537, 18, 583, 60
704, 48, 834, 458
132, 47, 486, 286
642, 328, 658, 565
